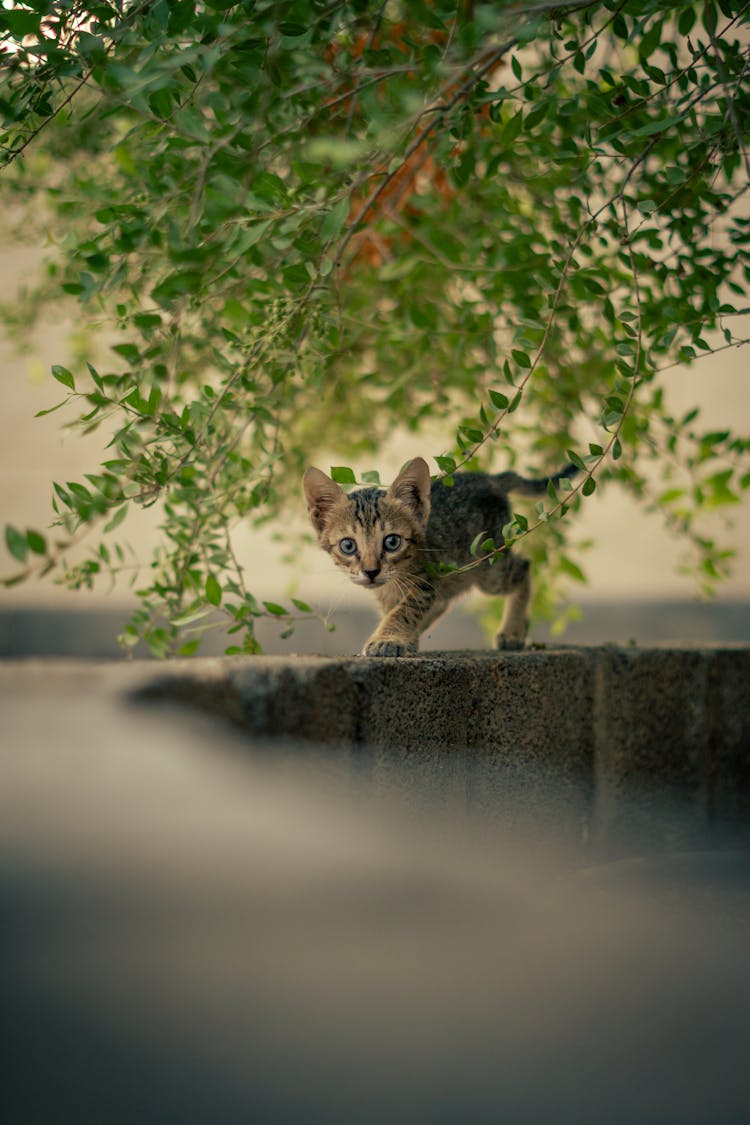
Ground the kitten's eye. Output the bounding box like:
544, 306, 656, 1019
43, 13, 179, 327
383, 534, 402, 552
338, 537, 358, 556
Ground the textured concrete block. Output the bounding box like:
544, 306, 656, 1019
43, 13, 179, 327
230, 659, 361, 747
132, 645, 750, 849
707, 647, 750, 835
590, 647, 712, 849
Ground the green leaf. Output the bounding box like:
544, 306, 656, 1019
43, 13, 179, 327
582, 476, 596, 496
435, 455, 456, 474
330, 466, 356, 484
701, 430, 730, 447
626, 114, 684, 139
511, 349, 532, 368
104, 504, 128, 533
149, 89, 173, 120
151, 270, 202, 308
678, 7, 696, 34
52, 365, 75, 391
613, 12, 628, 38
205, 574, 222, 606
279, 22, 307, 37
707, 469, 739, 506
702, 1, 718, 36
566, 450, 587, 471
263, 601, 288, 616
501, 110, 524, 148
659, 488, 686, 504
171, 606, 214, 627
305, 137, 372, 167
232, 220, 272, 253
321, 196, 350, 241
35, 400, 68, 418
470, 530, 488, 557
489, 389, 509, 409
638, 18, 663, 61
5, 525, 28, 562
558, 555, 586, 583
0, 10, 41, 37
26, 530, 47, 554
291, 598, 312, 613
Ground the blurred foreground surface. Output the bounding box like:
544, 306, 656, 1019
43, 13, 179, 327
2, 659, 750, 1125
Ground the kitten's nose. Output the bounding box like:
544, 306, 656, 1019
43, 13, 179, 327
363, 567, 380, 584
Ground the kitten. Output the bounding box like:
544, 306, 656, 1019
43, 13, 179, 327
303, 457, 578, 657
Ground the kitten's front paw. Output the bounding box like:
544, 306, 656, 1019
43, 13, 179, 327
495, 633, 526, 651
362, 639, 415, 658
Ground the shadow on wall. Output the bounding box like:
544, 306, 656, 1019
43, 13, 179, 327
1, 600, 750, 659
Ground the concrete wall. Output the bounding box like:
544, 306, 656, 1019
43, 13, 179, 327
139, 644, 750, 850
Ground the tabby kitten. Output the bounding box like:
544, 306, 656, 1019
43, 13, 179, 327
303, 457, 577, 657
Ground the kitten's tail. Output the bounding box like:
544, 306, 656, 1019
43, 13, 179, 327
494, 462, 579, 497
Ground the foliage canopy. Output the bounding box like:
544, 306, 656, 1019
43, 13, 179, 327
1, 0, 749, 654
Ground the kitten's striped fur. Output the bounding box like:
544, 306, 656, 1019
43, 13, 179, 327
303, 457, 577, 656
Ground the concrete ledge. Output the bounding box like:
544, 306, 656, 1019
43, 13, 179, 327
131, 644, 750, 847
2, 645, 748, 845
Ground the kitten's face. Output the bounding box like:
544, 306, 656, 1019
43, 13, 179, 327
303, 459, 431, 591
318, 489, 421, 588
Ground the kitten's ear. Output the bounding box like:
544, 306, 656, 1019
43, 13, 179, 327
303, 467, 344, 535
388, 457, 431, 524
